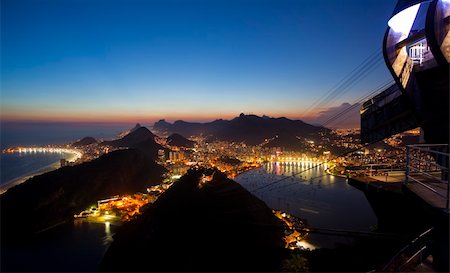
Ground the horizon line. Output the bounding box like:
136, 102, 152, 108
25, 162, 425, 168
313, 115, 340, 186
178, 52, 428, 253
0, 113, 317, 124
0, 115, 360, 130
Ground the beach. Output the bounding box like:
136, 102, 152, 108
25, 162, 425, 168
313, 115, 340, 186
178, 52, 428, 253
0, 152, 80, 195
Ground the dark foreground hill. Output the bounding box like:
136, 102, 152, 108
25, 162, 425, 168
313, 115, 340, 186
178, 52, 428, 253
100, 126, 163, 159
0, 149, 166, 242
154, 113, 329, 146
100, 168, 288, 272
166, 133, 195, 148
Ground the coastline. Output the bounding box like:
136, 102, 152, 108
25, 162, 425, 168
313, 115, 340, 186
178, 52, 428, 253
0, 152, 79, 195
233, 165, 264, 178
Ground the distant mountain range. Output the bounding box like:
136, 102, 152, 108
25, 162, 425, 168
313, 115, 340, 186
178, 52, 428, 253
154, 113, 329, 146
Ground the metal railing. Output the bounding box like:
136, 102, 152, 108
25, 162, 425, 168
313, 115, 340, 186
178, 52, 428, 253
381, 227, 434, 272
405, 144, 449, 209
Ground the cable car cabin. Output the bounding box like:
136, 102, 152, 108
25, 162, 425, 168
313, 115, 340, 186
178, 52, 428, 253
361, 0, 449, 145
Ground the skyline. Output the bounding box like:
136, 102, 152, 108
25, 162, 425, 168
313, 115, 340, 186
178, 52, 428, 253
1, 0, 397, 126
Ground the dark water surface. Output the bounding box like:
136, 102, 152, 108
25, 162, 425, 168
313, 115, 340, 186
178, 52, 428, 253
1, 220, 117, 272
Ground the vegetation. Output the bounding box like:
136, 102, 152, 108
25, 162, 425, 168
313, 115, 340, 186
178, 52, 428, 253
282, 253, 310, 272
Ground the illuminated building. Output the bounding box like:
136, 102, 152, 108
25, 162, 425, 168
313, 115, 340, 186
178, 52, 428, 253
169, 150, 184, 162
158, 149, 166, 162
60, 159, 68, 167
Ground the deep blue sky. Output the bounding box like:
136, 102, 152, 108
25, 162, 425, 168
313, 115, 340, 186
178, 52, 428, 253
1, 0, 397, 123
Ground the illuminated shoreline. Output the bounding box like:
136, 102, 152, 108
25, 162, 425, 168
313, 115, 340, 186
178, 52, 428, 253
3, 146, 83, 161
0, 148, 83, 195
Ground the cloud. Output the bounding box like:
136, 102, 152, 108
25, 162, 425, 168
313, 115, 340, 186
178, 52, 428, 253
303, 102, 361, 129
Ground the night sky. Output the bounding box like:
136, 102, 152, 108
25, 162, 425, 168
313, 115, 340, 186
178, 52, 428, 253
1, 0, 397, 124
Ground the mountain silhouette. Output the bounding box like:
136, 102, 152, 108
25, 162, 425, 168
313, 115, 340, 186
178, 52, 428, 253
71, 136, 97, 147
100, 126, 163, 159
101, 127, 155, 147
130, 123, 141, 132
154, 114, 329, 146
154, 119, 227, 137
166, 133, 195, 148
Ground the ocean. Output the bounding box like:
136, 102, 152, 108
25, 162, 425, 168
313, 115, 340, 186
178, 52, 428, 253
0, 121, 143, 186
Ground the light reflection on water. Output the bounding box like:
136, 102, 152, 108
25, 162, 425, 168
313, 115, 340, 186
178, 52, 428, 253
235, 162, 377, 248
103, 221, 114, 246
